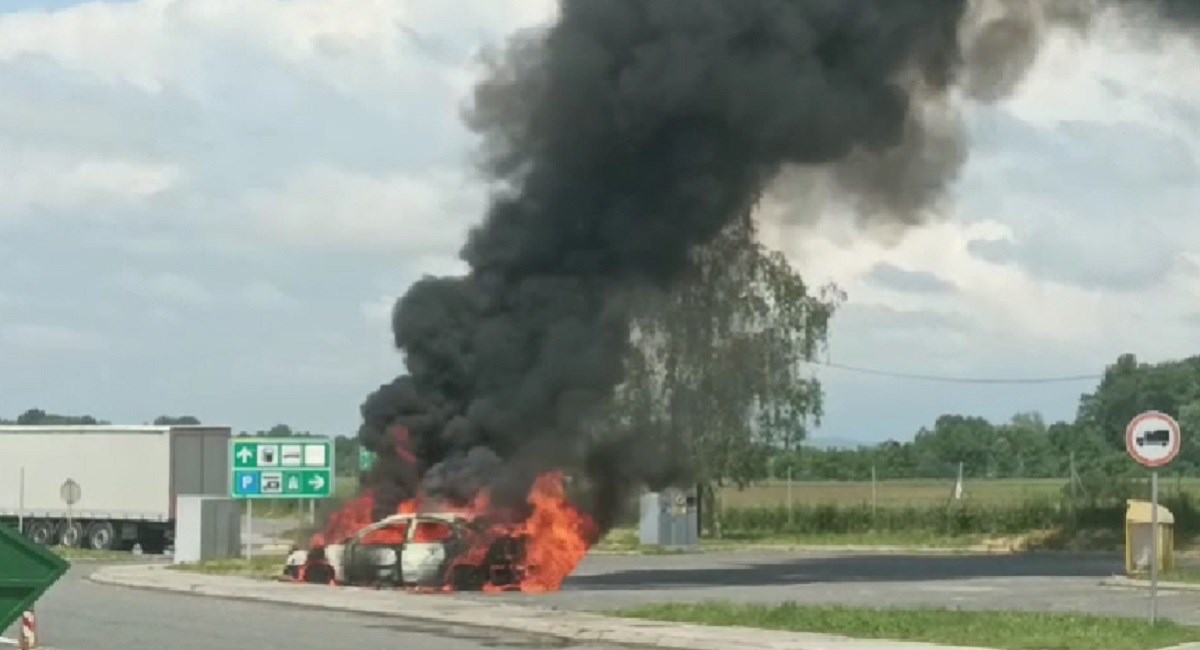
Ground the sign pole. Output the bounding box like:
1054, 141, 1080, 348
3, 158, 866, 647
18, 466, 25, 534
1150, 469, 1159, 624
786, 465, 793, 524
871, 465, 878, 518
1125, 410, 1182, 627
246, 500, 254, 560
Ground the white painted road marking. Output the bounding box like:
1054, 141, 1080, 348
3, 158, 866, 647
1, 635, 62, 649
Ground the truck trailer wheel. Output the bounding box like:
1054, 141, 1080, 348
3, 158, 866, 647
86, 521, 116, 551
57, 520, 84, 548
24, 520, 54, 545
138, 529, 167, 555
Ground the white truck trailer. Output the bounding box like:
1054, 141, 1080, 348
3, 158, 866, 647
0, 424, 231, 553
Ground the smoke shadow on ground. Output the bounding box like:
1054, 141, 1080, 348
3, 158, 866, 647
561, 553, 1122, 592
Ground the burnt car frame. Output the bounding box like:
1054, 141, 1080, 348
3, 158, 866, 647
319, 512, 531, 591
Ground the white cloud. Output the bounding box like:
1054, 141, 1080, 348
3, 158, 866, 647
236, 280, 295, 310
0, 0, 555, 98
1004, 8, 1200, 134
0, 150, 182, 222
111, 270, 213, 307
777, 219, 1108, 347
239, 166, 482, 252
0, 323, 106, 352
0, 0, 552, 251
361, 294, 395, 330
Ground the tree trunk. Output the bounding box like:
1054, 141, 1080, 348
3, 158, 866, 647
700, 481, 723, 540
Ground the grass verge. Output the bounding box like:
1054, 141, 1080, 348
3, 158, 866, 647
51, 547, 141, 562
713, 530, 990, 549
615, 602, 1200, 650
1149, 567, 1200, 584
168, 554, 287, 580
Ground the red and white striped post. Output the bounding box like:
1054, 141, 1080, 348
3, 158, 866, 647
18, 609, 37, 650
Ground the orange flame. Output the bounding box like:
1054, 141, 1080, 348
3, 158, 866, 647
517, 472, 599, 592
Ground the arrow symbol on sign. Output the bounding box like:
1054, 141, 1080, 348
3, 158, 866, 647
237, 447, 253, 463
308, 475, 325, 490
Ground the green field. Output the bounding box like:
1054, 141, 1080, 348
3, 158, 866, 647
720, 478, 1061, 507
717, 477, 1197, 508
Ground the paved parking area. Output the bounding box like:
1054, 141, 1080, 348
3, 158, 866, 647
459, 550, 1200, 624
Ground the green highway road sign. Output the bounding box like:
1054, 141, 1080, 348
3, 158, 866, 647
358, 445, 374, 472
0, 522, 70, 633
231, 437, 334, 499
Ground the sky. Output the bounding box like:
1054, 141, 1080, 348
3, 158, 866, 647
0, 1, 1197, 448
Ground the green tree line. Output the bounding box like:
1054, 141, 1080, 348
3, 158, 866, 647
767, 353, 1200, 482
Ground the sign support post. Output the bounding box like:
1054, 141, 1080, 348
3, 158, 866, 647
246, 500, 253, 561
18, 466, 25, 534
230, 436, 335, 557
1125, 410, 1182, 626
1150, 469, 1159, 623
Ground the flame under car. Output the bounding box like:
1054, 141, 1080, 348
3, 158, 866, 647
315, 512, 531, 591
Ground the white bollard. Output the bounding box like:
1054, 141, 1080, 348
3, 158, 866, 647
19, 609, 37, 649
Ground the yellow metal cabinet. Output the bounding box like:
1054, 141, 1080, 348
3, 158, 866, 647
1125, 499, 1174, 576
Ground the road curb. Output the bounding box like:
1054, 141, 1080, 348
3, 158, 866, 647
87, 563, 1003, 650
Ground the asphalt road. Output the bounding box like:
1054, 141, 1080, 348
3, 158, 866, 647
2, 565, 630, 650
464, 551, 1200, 624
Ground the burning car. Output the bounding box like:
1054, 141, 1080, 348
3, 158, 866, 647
308, 469, 598, 593
297, 511, 532, 591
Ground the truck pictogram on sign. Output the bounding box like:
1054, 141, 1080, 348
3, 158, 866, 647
1137, 429, 1171, 447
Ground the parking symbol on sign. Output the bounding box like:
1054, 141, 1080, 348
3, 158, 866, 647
261, 472, 283, 494
236, 472, 260, 495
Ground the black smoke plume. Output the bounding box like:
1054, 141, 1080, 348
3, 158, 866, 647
353, 0, 1198, 526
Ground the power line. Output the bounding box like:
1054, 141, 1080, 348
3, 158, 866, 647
809, 360, 1102, 385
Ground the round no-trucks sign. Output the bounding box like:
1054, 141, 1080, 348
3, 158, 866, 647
1125, 410, 1182, 468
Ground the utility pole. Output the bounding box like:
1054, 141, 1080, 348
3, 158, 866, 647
870, 465, 877, 519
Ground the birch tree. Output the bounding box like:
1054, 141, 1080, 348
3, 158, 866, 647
605, 210, 843, 536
